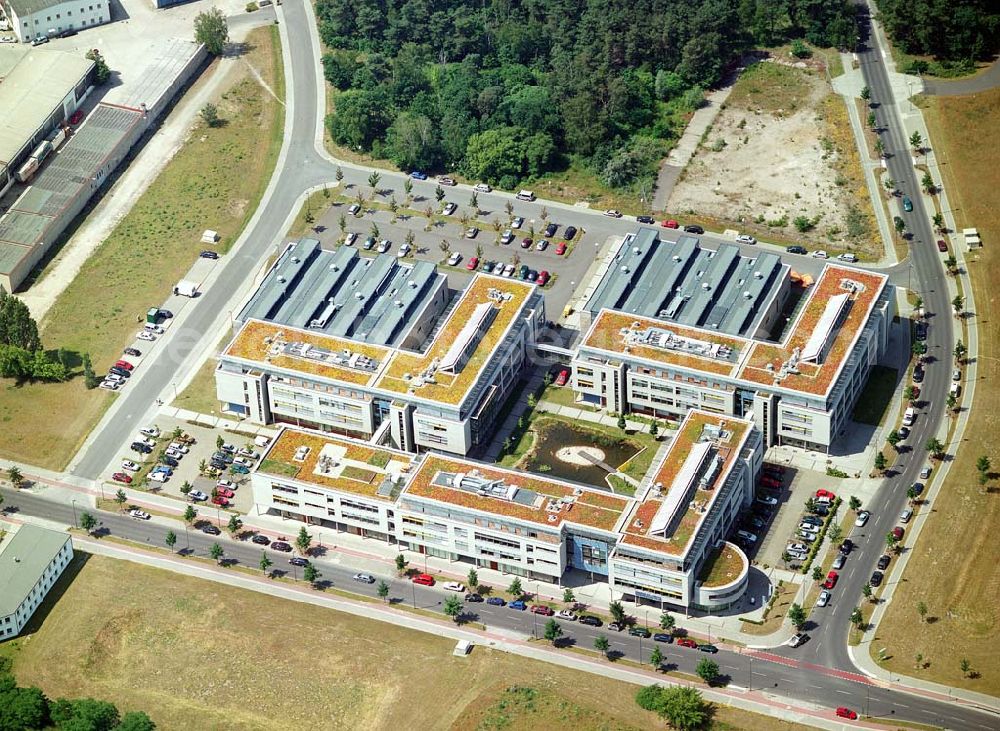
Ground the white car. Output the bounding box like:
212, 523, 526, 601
465, 227, 479, 239
165, 448, 184, 460
502, 263, 515, 277
736, 234, 757, 245
604, 209, 623, 218
797, 529, 819, 542
447, 252, 462, 267
353, 572, 376, 584
474, 182, 492, 192
137, 331, 156, 342
121, 460, 140, 472
99, 380, 120, 390
237, 447, 258, 459
816, 590, 831, 607
129, 509, 151, 520
188, 490, 209, 502
512, 216, 524, 229
756, 495, 778, 506
137, 436, 156, 448
787, 549, 808, 561
396, 243, 411, 258
168, 442, 189, 454
556, 609, 577, 621
443, 202, 457, 215
443, 581, 466, 592
837, 252, 858, 262
216, 479, 237, 490
234, 456, 254, 467
344, 232, 358, 246
855, 510, 870, 527
140, 426, 160, 438
811, 250, 829, 259
500, 230, 514, 245
787, 542, 809, 554
149, 472, 168, 483
377, 239, 391, 253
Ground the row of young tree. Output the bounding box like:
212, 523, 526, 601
318, 0, 859, 192
873, 0, 1000, 62
0, 657, 155, 731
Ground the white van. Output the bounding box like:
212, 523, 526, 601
902, 407, 916, 426
516, 189, 535, 201
949, 382, 961, 398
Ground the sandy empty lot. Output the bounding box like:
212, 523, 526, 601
669, 61, 877, 256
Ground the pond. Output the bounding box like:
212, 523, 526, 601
520, 418, 642, 490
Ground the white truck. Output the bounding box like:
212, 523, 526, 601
173, 280, 198, 297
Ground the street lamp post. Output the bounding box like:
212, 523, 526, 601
71, 499, 79, 528
411, 582, 416, 609
748, 654, 753, 692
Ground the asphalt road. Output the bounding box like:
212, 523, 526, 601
1, 487, 993, 729
774, 6, 955, 674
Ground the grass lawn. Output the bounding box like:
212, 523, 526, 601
0, 28, 285, 470
851, 365, 899, 426
740, 579, 800, 636
871, 88, 1000, 694
10, 554, 811, 731
172, 333, 233, 415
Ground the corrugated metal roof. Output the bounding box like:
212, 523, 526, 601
0, 524, 71, 616
0, 46, 93, 165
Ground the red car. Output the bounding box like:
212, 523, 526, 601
836, 707, 858, 720
466, 256, 479, 270
661, 219, 679, 229
536, 270, 550, 286
815, 489, 836, 500
823, 571, 839, 589
112, 472, 133, 484
676, 637, 698, 648
114, 360, 134, 371
555, 242, 567, 255
530, 605, 554, 616
892, 526, 904, 541
760, 476, 781, 488
521, 237, 533, 249
216, 487, 235, 499
69, 109, 84, 125
936, 239, 948, 253
554, 369, 569, 386
412, 573, 435, 586
212, 495, 230, 507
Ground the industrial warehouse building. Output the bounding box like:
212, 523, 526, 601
573, 230, 895, 453
217, 238, 546, 456
0, 45, 94, 198
0, 0, 110, 43
0, 38, 206, 292
0, 525, 74, 640
252, 411, 760, 612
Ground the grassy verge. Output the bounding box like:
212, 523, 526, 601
740, 579, 799, 636
10, 553, 811, 731
870, 88, 1000, 695
0, 28, 285, 470
851, 365, 898, 426
172, 333, 233, 415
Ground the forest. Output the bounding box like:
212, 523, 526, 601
317, 0, 859, 194
873, 0, 1000, 71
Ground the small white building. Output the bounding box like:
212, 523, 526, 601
1, 0, 111, 43
0, 524, 73, 640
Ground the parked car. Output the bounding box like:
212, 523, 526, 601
801, 515, 823, 527
698, 644, 718, 653
636, 216, 655, 224
188, 490, 208, 502
839, 539, 854, 554
465, 593, 484, 602
271, 541, 293, 552
348, 203, 361, 215
736, 234, 757, 245
465, 227, 479, 239
608, 622, 625, 632
216, 487, 235, 499
563, 226, 577, 239
512, 216, 524, 229
211, 495, 229, 507
877, 554, 891, 570
832, 553, 846, 570
661, 219, 679, 229
121, 460, 140, 471
161, 456, 179, 468
531, 605, 554, 616
362, 237, 376, 250
919, 465, 932, 479
756, 494, 778, 506
443, 202, 457, 215
855, 510, 870, 527
556, 609, 577, 621
200, 250, 219, 260
536, 270, 550, 286
137, 331, 156, 342
578, 615, 602, 627
438, 177, 456, 186
554, 241, 567, 255
891, 526, 905, 541
519, 264, 530, 280
377, 239, 391, 253
409, 171, 428, 180
786, 245, 807, 255
130, 442, 153, 454
466, 257, 479, 271
683, 224, 704, 234
629, 626, 651, 638
123, 347, 141, 357
870, 570, 884, 587
447, 251, 462, 267
149, 472, 168, 483
353, 573, 376, 584
520, 237, 533, 249
509, 600, 527, 610
816, 489, 836, 500
676, 638, 698, 648
544, 223, 558, 237
836, 707, 858, 720
811, 250, 829, 259
344, 232, 358, 246
443, 582, 466, 592
500, 230, 515, 245
787, 543, 809, 554
140, 426, 160, 438
823, 571, 839, 589
486, 597, 506, 606
653, 633, 673, 643
396, 243, 412, 258
411, 573, 434, 586
289, 557, 309, 567
535, 239, 548, 251
129, 509, 151, 520
112, 472, 132, 484
252, 534, 271, 546
201, 524, 221, 535
789, 633, 809, 647
554, 369, 569, 386
937, 239, 948, 252
837, 252, 858, 262
604, 209, 623, 218
474, 182, 492, 192
902, 196, 913, 212
817, 590, 831, 607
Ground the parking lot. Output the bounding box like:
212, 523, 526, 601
108, 415, 277, 518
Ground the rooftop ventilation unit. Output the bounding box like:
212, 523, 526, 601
754, 271, 764, 279
702, 282, 711, 290
276, 275, 286, 283
621, 265, 629, 273
292, 257, 300, 264
673, 255, 682, 262
633, 247, 641, 254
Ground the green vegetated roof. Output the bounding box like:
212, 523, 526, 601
0, 524, 71, 616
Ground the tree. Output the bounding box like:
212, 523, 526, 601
377, 580, 390, 602
470, 191, 479, 212
696, 658, 720, 685
165, 530, 177, 552
227, 514, 242, 536
423, 205, 434, 230
861, 85, 871, 102
884, 177, 896, 194
216, 435, 225, 450
907, 484, 920, 503
295, 526, 313, 555
960, 658, 972, 677
812, 566, 824, 582
874, 452, 887, 473
650, 420, 659, 436
80, 512, 97, 534
367, 171, 381, 193
180, 481, 192, 496
609, 600, 627, 625
85, 48, 111, 84
954, 340, 968, 364
952, 295, 964, 316
395, 553, 407, 575
886, 532, 900, 553
867, 111, 877, 129
82, 352, 98, 389
200, 103, 221, 128
659, 612, 675, 633
194, 7, 229, 55
650, 645, 664, 670
850, 606, 864, 629
617, 413, 627, 431
945, 254, 958, 274
887, 431, 901, 451
849, 495, 863, 512
7, 465, 23, 489
862, 582, 873, 601
874, 138, 885, 158
781, 550, 793, 566
658, 687, 710, 731
505, 201, 514, 218
50, 698, 120, 730
563, 588, 575, 604
508, 577, 523, 598
435, 185, 445, 202
443, 594, 463, 622
828, 523, 843, 544
933, 212, 945, 231
976, 455, 991, 478
303, 563, 319, 585
439, 239, 450, 254
894, 216, 906, 238
594, 635, 611, 658
910, 130, 923, 154
787, 603, 807, 629
112, 489, 127, 512
922, 171, 935, 194
259, 552, 273, 575
926, 437, 944, 459
403, 177, 413, 200
917, 601, 928, 622
543, 618, 563, 644
183, 505, 197, 524
370, 222, 380, 241
210, 543, 224, 563
911, 340, 927, 358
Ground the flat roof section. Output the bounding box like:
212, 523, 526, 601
238, 239, 443, 348
403, 454, 630, 533
739, 265, 888, 396
104, 39, 204, 113
584, 231, 789, 337
0, 46, 94, 166
621, 411, 752, 558
0, 524, 70, 616
257, 428, 415, 502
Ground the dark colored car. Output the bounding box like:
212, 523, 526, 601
902, 196, 913, 212
271, 541, 293, 552
628, 627, 651, 638
409, 171, 428, 180
636, 215, 655, 224
544, 222, 558, 237
653, 633, 673, 643
877, 554, 891, 570
200, 250, 219, 259
564, 225, 578, 240
161, 456, 179, 468
130, 441, 152, 454
578, 615, 602, 627
519, 264, 530, 280
124, 347, 141, 357
786, 245, 807, 255
213, 451, 234, 464
108, 366, 131, 378
892, 526, 904, 541
201, 524, 221, 535
486, 597, 506, 606
509, 600, 527, 610
683, 224, 705, 234
698, 644, 719, 653
937, 239, 948, 252
465, 593, 484, 603
839, 539, 853, 554
521, 237, 533, 249
289, 557, 309, 567
251, 534, 270, 546
870, 570, 884, 587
